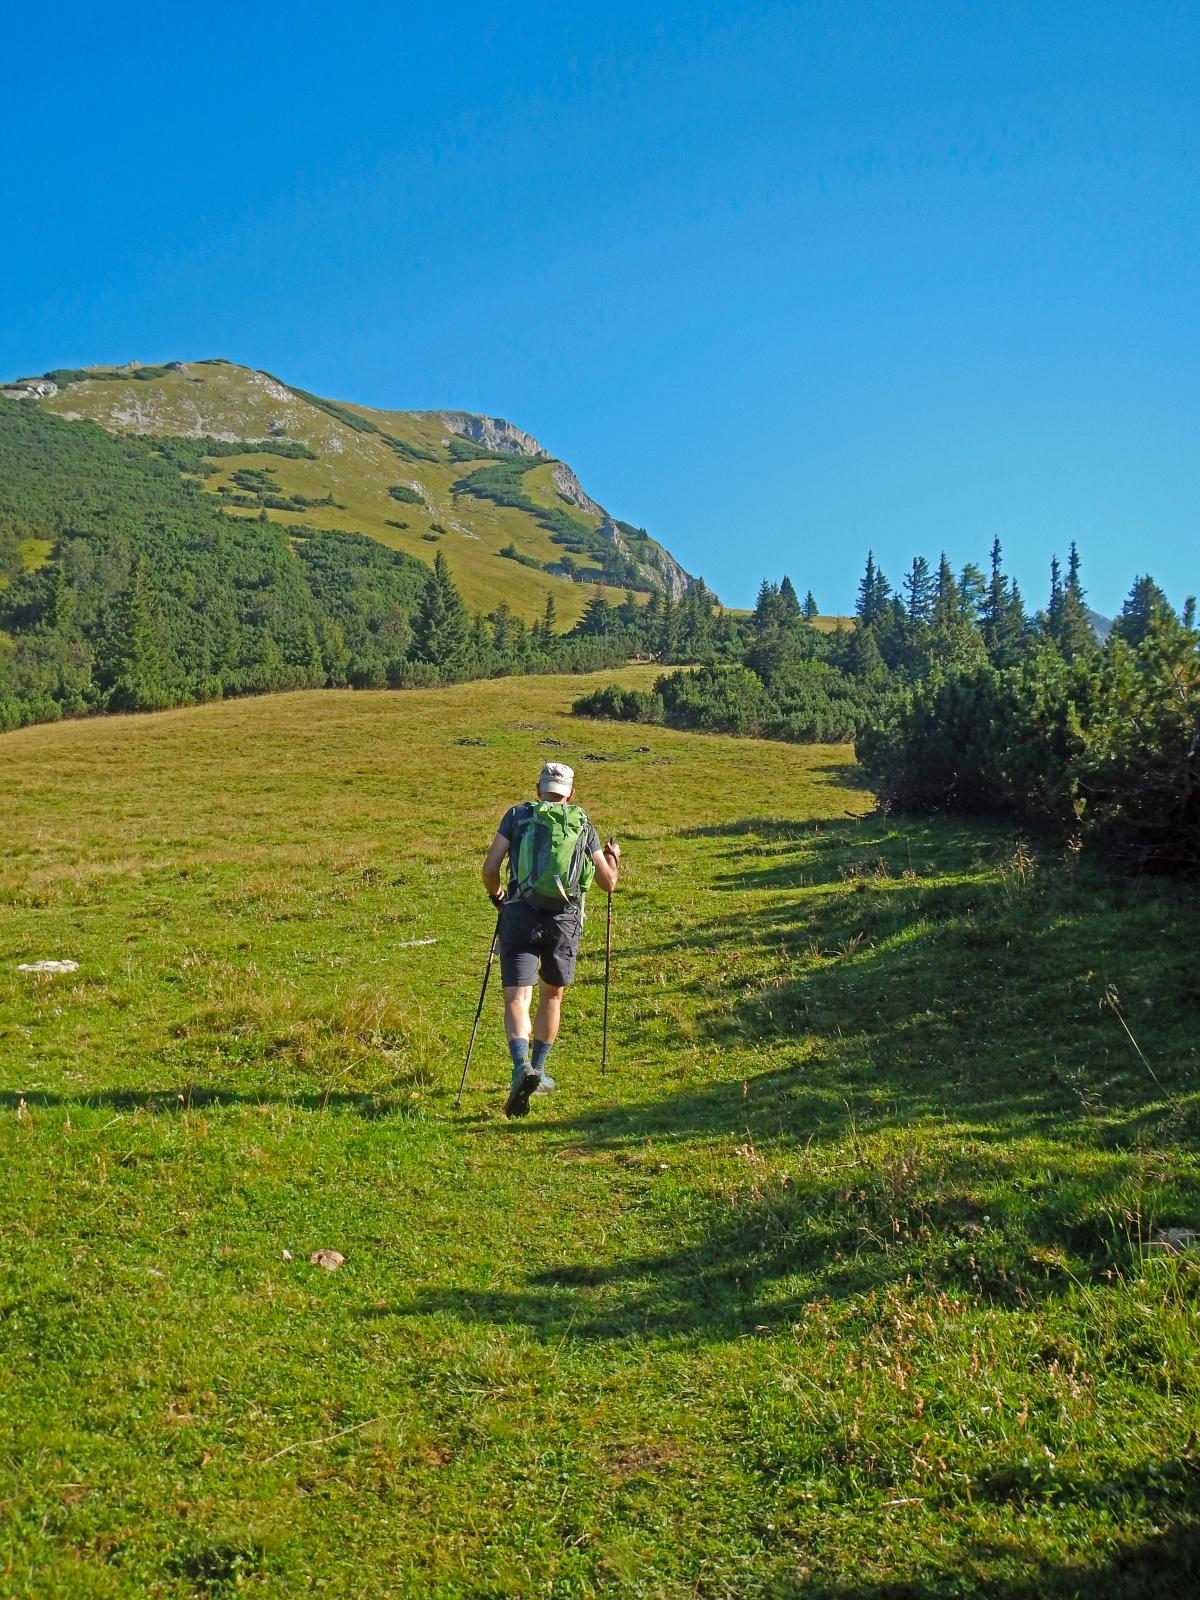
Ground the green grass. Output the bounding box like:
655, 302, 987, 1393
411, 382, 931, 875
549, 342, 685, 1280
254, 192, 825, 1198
0, 538, 53, 594
1, 671, 1198, 1597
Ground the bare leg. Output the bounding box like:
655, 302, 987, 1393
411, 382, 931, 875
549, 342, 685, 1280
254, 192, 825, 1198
503, 984, 534, 1044
533, 983, 565, 1043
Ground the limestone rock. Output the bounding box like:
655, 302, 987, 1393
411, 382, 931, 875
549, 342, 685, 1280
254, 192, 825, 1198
439, 411, 545, 456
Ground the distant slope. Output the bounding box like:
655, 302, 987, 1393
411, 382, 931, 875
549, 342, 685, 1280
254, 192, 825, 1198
1087, 606, 1113, 643
3, 360, 694, 625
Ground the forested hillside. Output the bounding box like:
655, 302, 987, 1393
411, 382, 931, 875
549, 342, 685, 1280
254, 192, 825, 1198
4, 360, 693, 623
0, 405, 642, 730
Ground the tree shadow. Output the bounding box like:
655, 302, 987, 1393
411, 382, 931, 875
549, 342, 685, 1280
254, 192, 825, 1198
0, 1086, 412, 1120
791, 1482, 1200, 1598
373, 816, 1199, 1342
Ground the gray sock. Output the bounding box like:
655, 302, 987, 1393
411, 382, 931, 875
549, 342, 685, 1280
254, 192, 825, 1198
508, 1037, 531, 1073
531, 1038, 554, 1075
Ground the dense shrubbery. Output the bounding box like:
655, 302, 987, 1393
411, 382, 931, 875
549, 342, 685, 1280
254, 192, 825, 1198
499, 542, 542, 570
43, 365, 178, 386
387, 483, 424, 505
381, 433, 439, 464
860, 620, 1200, 869
145, 435, 318, 475
574, 548, 1197, 867
283, 385, 380, 434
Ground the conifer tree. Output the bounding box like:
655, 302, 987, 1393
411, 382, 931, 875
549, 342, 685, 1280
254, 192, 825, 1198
779, 576, 802, 623
903, 555, 935, 625
802, 589, 818, 621
1046, 556, 1064, 637
1111, 575, 1172, 648
932, 554, 960, 629
855, 551, 892, 627
659, 588, 677, 658
980, 539, 1027, 666
578, 593, 612, 639
413, 550, 468, 668
958, 561, 987, 622
532, 590, 558, 652
99, 559, 177, 710
1053, 541, 1097, 660
490, 600, 514, 656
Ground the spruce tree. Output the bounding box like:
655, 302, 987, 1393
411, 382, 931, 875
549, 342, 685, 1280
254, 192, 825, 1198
490, 601, 514, 656
958, 561, 987, 622
903, 555, 935, 625
856, 552, 886, 626
932, 554, 960, 629
1053, 541, 1097, 660
578, 593, 612, 639
659, 589, 677, 658
413, 550, 468, 668
1111, 575, 1173, 648
802, 589, 818, 621
1045, 556, 1064, 638
779, 576, 802, 623
980, 539, 1027, 666
100, 559, 177, 710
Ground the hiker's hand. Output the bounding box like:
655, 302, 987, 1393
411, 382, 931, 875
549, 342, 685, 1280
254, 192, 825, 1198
489, 888, 506, 908
604, 839, 621, 863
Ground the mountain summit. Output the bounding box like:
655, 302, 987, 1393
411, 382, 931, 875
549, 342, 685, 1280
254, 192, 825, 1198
3, 360, 693, 622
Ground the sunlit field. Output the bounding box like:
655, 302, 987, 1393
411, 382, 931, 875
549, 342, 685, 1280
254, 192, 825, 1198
2, 671, 1197, 1597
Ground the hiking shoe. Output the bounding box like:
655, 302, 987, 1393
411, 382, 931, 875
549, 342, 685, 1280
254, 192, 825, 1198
533, 1072, 557, 1094
504, 1065, 540, 1119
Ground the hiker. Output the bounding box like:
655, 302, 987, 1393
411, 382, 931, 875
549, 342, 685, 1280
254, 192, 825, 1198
481, 761, 620, 1117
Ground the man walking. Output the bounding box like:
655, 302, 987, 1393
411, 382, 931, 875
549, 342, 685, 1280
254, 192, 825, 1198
481, 761, 620, 1117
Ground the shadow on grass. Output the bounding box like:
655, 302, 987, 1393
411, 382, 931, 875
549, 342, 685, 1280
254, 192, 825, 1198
374, 816, 1200, 1340
0, 1086, 410, 1119
794, 1503, 1200, 1599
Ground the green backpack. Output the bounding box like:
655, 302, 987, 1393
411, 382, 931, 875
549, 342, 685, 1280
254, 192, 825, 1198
515, 801, 597, 912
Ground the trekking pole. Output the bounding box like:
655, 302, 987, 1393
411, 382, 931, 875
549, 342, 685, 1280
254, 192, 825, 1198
457, 911, 501, 1109
601, 890, 613, 1073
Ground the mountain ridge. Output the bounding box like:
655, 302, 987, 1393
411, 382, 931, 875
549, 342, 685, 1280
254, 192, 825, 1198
2, 360, 695, 622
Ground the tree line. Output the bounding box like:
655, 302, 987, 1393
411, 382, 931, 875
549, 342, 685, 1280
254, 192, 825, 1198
575, 547, 1198, 870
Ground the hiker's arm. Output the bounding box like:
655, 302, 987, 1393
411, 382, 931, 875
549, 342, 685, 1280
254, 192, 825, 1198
482, 831, 510, 903
592, 839, 620, 894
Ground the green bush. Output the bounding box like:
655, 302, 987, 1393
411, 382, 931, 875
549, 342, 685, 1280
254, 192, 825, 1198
499, 542, 541, 570
857, 622, 1200, 869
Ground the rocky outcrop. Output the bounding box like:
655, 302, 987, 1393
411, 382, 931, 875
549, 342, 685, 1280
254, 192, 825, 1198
637, 536, 693, 600
552, 463, 603, 516
2, 378, 58, 400
439, 411, 545, 456
596, 519, 693, 599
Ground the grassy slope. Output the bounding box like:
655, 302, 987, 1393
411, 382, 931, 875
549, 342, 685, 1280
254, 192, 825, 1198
1, 674, 1197, 1597
36, 366, 621, 626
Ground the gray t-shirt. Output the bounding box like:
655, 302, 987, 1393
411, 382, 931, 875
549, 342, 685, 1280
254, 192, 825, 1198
498, 801, 601, 903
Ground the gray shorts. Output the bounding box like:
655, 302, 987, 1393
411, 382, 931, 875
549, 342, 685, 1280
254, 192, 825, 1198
498, 899, 583, 988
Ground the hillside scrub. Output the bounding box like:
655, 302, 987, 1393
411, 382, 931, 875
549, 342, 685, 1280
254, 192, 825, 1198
1, 675, 1197, 1595
576, 549, 1199, 867
859, 615, 1200, 871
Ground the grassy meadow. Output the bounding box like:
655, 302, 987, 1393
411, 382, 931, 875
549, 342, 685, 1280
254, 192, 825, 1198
1, 669, 1197, 1597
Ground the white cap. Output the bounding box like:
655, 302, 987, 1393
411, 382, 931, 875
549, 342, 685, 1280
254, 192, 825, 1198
539, 761, 574, 797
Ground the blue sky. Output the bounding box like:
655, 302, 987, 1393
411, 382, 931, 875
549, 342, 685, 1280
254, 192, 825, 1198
4, 1, 1197, 615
